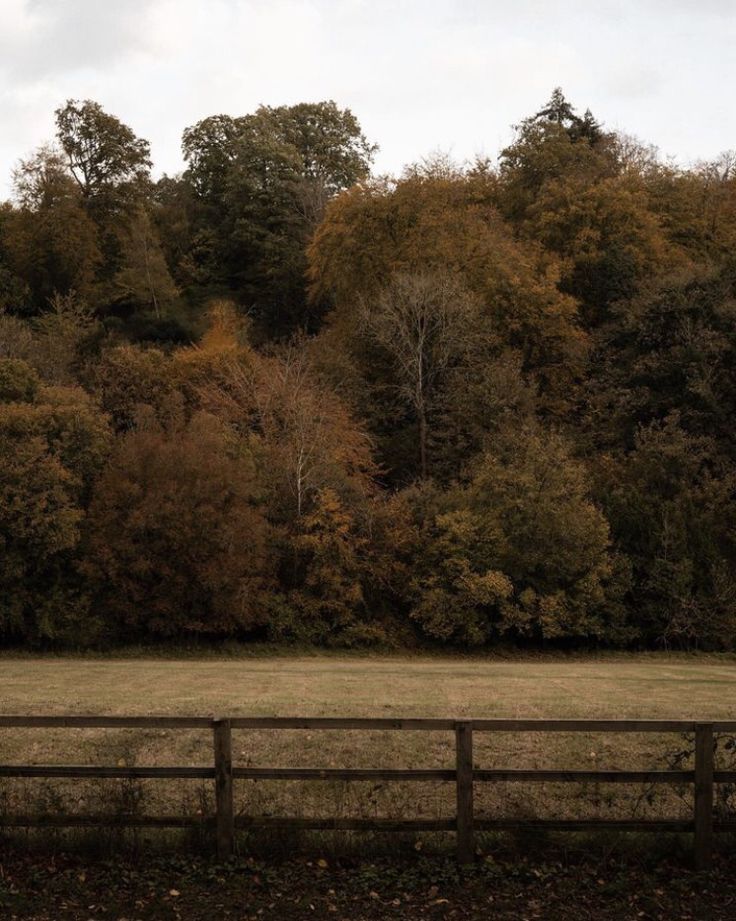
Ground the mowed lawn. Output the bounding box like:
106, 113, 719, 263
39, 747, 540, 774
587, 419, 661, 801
1, 654, 736, 830
1, 654, 736, 719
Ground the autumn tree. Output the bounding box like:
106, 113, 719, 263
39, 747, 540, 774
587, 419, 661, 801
0, 360, 111, 644
309, 172, 586, 388
498, 89, 679, 323
309, 170, 586, 479
263, 349, 377, 520
0, 92, 735, 652
88, 340, 186, 433
29, 291, 100, 384
0, 295, 98, 387
189, 308, 387, 642
646, 151, 736, 261
85, 411, 272, 638
270, 486, 395, 645
0, 309, 34, 363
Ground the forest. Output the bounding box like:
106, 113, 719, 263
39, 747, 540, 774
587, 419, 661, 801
1, 89, 735, 651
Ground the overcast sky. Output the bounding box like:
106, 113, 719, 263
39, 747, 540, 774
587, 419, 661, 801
1, 0, 734, 196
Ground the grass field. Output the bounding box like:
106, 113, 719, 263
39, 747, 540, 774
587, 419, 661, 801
2, 653, 736, 847
3, 652, 736, 718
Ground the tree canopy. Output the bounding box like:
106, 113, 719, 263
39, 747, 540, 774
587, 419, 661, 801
2, 90, 736, 650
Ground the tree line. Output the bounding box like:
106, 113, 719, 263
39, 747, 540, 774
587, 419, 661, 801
1, 90, 735, 649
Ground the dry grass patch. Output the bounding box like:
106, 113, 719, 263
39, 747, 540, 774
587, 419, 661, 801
1, 654, 735, 839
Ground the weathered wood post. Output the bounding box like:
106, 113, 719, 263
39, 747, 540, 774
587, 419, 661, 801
455, 720, 474, 864
694, 723, 714, 870
213, 718, 234, 860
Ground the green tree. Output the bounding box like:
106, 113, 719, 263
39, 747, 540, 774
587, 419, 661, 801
589, 261, 736, 454
181, 101, 375, 335
0, 203, 32, 314
408, 427, 624, 645
55, 99, 151, 210
599, 418, 736, 648
114, 205, 179, 317
54, 100, 158, 326
0, 357, 40, 402
6, 146, 102, 310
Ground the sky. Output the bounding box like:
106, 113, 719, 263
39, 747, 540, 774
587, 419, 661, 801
1, 0, 734, 196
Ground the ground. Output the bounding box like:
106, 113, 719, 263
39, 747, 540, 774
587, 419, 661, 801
1, 653, 736, 919
2, 849, 736, 920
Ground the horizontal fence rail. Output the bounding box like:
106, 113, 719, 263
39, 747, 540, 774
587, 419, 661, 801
0, 716, 732, 868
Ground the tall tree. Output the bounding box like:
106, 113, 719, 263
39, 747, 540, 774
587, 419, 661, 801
6, 146, 101, 311
361, 272, 483, 478
114, 206, 178, 318
598, 418, 736, 649
498, 90, 679, 323
309, 170, 586, 480
55, 100, 151, 210
181, 101, 375, 335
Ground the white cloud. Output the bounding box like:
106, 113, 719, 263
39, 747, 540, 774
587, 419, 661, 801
1, 0, 735, 196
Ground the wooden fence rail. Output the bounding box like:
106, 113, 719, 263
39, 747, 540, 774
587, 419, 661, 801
1, 716, 734, 868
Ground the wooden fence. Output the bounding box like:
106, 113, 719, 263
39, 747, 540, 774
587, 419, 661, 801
1, 716, 734, 869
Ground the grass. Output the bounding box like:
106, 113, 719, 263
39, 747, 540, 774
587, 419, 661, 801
3, 652, 735, 717
1, 653, 735, 852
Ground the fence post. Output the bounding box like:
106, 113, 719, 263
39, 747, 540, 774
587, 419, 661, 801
213, 718, 234, 860
694, 723, 714, 870
455, 720, 474, 864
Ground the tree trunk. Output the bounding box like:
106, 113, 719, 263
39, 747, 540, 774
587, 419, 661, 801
418, 401, 428, 479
